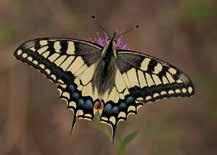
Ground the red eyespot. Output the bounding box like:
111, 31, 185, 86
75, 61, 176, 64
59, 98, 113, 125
94, 101, 103, 110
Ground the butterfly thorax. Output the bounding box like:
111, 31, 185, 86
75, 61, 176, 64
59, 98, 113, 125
92, 39, 117, 96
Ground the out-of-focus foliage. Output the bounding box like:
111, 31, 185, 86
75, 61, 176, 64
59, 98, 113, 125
0, 24, 16, 43
117, 130, 138, 155
181, 0, 217, 23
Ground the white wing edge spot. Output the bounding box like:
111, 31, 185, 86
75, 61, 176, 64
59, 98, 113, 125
168, 67, 177, 75
175, 89, 181, 93
69, 101, 77, 108
168, 90, 174, 94
51, 74, 57, 80
118, 112, 126, 118
17, 50, 22, 55
145, 96, 152, 100
161, 91, 167, 95
182, 88, 187, 93
127, 106, 136, 112
76, 110, 84, 116
101, 116, 108, 121
39, 40, 48, 46
62, 92, 70, 99
188, 87, 193, 93
153, 93, 159, 98
45, 68, 51, 74
22, 53, 28, 58
27, 56, 33, 61
33, 60, 38, 65
39, 64, 45, 69
109, 116, 116, 125
137, 104, 143, 110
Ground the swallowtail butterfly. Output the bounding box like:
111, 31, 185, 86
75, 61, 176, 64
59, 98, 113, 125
14, 32, 194, 142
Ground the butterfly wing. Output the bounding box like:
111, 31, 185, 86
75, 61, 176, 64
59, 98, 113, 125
100, 50, 194, 141
14, 38, 103, 129
116, 50, 194, 99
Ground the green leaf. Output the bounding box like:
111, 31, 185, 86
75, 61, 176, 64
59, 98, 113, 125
118, 130, 139, 155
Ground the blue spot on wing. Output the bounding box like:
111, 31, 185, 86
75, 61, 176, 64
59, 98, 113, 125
68, 84, 76, 93
101, 95, 137, 120
78, 98, 85, 107
104, 103, 112, 113
126, 96, 134, 104
119, 102, 127, 109
111, 106, 119, 114
85, 99, 93, 109
72, 92, 80, 100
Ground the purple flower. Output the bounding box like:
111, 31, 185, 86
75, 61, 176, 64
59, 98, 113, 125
115, 37, 129, 50
90, 32, 129, 50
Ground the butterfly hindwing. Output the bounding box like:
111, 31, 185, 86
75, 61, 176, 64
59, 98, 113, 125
99, 50, 194, 140
14, 38, 103, 128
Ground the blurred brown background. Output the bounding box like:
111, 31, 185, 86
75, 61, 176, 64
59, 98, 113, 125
0, 0, 217, 155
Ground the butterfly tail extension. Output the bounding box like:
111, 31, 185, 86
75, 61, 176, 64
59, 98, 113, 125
112, 124, 117, 143
70, 113, 77, 135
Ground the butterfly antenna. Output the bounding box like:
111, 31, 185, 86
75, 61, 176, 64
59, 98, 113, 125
91, 16, 111, 39
116, 25, 140, 38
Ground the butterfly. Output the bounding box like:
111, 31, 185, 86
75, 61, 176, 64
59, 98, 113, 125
14, 32, 194, 142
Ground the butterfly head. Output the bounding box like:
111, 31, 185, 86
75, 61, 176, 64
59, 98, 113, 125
101, 32, 118, 58
110, 32, 117, 49
95, 32, 129, 50
104, 32, 117, 44
111, 32, 117, 41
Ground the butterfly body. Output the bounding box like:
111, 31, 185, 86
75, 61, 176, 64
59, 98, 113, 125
14, 34, 194, 142
93, 33, 120, 96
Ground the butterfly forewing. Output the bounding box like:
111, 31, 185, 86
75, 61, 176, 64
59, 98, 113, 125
14, 38, 103, 127
116, 50, 194, 100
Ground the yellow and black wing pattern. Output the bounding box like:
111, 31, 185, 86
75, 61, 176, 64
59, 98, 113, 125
14, 38, 194, 142
99, 50, 194, 140
14, 38, 102, 129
